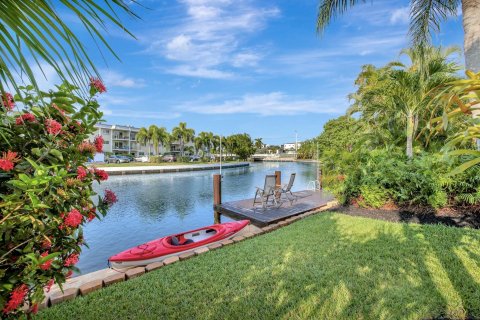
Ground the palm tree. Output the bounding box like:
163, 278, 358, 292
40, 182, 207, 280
157, 127, 170, 155
0, 1, 137, 95
254, 138, 264, 150
316, 1, 479, 73
136, 127, 151, 157
349, 46, 460, 158
172, 122, 195, 157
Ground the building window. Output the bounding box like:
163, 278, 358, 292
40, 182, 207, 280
104, 141, 110, 145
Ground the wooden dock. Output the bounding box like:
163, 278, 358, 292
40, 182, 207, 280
215, 190, 335, 227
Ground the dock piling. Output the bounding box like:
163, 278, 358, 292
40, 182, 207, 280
213, 174, 222, 224
275, 171, 281, 188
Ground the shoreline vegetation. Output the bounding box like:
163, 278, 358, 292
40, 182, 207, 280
37, 212, 480, 320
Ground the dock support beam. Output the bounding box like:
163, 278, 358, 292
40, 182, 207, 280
275, 171, 281, 188
213, 174, 222, 224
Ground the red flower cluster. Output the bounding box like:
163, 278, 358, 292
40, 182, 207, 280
40, 252, 52, 270
77, 166, 88, 181
45, 119, 62, 135
103, 189, 118, 206
94, 168, 108, 181
15, 113, 36, 125
90, 77, 107, 93
64, 253, 79, 267
78, 141, 96, 154
2, 284, 28, 314
94, 135, 104, 153
0, 151, 20, 172
1, 92, 15, 111
62, 209, 83, 228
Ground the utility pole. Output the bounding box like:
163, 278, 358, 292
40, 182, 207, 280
295, 131, 298, 159
219, 135, 222, 176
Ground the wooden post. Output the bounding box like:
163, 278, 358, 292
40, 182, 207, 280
213, 174, 222, 224
275, 170, 281, 187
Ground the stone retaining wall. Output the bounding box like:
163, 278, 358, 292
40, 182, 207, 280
40, 200, 339, 310
103, 162, 250, 176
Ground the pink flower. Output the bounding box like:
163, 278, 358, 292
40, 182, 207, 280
1, 93, 15, 111
40, 252, 52, 270
45, 279, 54, 293
78, 141, 96, 154
90, 77, 107, 93
63, 209, 83, 228
103, 189, 118, 206
45, 119, 62, 135
15, 113, 36, 125
94, 168, 108, 181
64, 254, 79, 267
0, 151, 20, 172
77, 166, 88, 181
2, 284, 28, 314
94, 135, 104, 153
51, 103, 65, 115
65, 270, 73, 278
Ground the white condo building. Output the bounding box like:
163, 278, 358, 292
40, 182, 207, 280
88, 123, 192, 156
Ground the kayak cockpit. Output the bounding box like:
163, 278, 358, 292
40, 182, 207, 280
170, 228, 217, 246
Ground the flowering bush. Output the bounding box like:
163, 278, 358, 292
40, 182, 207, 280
0, 80, 116, 318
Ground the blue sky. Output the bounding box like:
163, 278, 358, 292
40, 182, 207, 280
50, 0, 464, 145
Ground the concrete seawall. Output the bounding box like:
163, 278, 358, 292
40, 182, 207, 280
101, 162, 250, 175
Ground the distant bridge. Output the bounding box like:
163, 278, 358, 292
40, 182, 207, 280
251, 154, 296, 162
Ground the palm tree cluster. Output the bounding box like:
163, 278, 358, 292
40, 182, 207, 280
135, 122, 245, 158
348, 45, 461, 158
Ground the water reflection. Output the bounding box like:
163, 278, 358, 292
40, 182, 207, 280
77, 162, 315, 274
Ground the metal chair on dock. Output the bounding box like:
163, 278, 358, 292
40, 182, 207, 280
280, 173, 298, 205
253, 175, 280, 209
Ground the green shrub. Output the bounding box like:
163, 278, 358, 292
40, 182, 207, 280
177, 156, 189, 163
0, 81, 116, 317
358, 185, 389, 208
149, 156, 162, 163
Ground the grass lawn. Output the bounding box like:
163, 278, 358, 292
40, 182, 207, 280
37, 213, 480, 320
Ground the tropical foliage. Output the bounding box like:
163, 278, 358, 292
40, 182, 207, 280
0, 82, 116, 317
305, 45, 479, 211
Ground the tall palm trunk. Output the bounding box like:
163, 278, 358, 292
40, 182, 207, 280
462, 0, 480, 149
406, 111, 414, 158
462, 0, 480, 73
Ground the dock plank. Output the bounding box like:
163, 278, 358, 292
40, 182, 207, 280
216, 190, 335, 226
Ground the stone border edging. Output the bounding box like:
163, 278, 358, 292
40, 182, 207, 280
102, 162, 250, 176
40, 200, 339, 311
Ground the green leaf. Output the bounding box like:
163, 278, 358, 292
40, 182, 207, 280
49, 149, 64, 161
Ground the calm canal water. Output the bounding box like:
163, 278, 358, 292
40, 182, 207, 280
77, 162, 316, 274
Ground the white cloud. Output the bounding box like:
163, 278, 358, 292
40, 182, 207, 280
390, 7, 409, 25
232, 52, 261, 67
165, 65, 234, 79
101, 107, 181, 119
143, 0, 279, 79
101, 70, 146, 88
178, 92, 347, 116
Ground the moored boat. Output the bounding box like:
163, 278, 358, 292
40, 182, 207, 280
108, 220, 250, 268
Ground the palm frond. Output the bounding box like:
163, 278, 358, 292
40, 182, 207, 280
316, 0, 366, 33
409, 0, 458, 45
0, 0, 138, 97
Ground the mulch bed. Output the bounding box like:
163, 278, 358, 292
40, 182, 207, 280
330, 205, 480, 229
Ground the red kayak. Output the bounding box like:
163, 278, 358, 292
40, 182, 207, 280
108, 220, 249, 268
